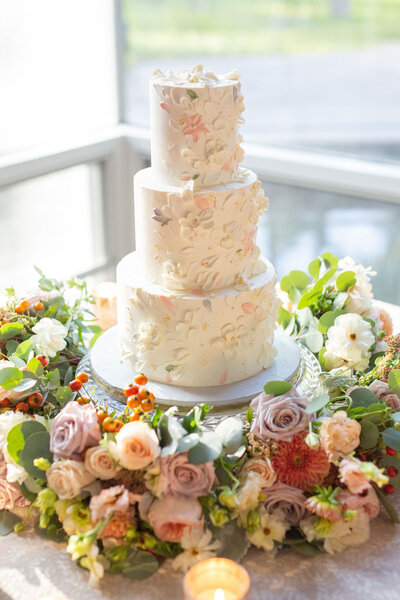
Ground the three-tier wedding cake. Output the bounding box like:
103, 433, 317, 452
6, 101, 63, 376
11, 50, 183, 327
117, 65, 278, 387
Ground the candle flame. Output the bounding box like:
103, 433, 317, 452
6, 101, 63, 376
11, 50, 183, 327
214, 589, 225, 600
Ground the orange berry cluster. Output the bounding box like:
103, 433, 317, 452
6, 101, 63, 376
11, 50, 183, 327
124, 374, 155, 414
68, 372, 91, 405
14, 299, 45, 315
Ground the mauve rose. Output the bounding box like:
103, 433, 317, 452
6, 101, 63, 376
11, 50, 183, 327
0, 475, 30, 510
338, 488, 380, 518
50, 401, 101, 461
159, 451, 215, 498
262, 482, 307, 525
148, 495, 203, 542
368, 380, 400, 411
250, 388, 310, 442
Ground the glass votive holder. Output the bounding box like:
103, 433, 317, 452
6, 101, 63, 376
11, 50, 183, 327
183, 558, 250, 600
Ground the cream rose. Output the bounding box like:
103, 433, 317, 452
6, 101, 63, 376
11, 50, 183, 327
110, 421, 160, 470
320, 411, 361, 462
47, 460, 95, 499
240, 456, 276, 488
84, 446, 121, 480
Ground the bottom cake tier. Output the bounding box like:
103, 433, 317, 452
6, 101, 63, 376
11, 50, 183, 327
117, 252, 278, 387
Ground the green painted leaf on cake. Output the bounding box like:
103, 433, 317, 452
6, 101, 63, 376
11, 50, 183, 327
263, 381, 292, 396
192, 173, 200, 180
187, 89, 198, 100
165, 365, 177, 372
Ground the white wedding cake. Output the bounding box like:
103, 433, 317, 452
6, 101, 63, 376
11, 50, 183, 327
117, 65, 278, 387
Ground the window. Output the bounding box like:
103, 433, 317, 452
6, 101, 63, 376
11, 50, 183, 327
121, 0, 400, 163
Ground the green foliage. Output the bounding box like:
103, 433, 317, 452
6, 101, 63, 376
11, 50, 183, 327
215, 417, 243, 455
14, 339, 33, 360
7, 421, 48, 468
181, 404, 212, 434
106, 547, 159, 579
211, 520, 250, 562
188, 432, 223, 464
280, 270, 309, 294
317, 310, 346, 334
373, 484, 400, 523
359, 418, 380, 449
263, 381, 292, 396
0, 322, 24, 340
335, 270, 356, 292
21, 431, 52, 478
0, 510, 22, 536
349, 388, 378, 408
388, 370, 400, 395
382, 427, 400, 452
34, 513, 67, 542
0, 367, 22, 390
308, 258, 321, 279
306, 392, 329, 414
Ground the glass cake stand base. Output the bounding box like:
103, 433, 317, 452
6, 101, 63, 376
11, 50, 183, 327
77, 327, 321, 418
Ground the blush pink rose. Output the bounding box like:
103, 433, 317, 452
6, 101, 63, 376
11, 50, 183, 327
50, 401, 101, 461
338, 488, 380, 518
250, 388, 310, 442
110, 421, 160, 470
339, 459, 370, 494
159, 451, 215, 498
89, 485, 141, 523
148, 495, 203, 542
0, 475, 30, 510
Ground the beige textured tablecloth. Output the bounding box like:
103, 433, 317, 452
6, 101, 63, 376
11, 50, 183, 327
1, 302, 399, 600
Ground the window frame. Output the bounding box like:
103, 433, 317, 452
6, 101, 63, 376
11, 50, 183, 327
0, 0, 400, 283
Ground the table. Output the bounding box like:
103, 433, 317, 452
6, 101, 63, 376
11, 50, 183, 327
1, 303, 399, 600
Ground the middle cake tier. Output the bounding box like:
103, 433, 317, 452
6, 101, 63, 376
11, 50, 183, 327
117, 251, 278, 387
134, 167, 268, 293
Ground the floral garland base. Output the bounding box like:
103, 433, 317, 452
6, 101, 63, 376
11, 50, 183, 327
0, 255, 400, 587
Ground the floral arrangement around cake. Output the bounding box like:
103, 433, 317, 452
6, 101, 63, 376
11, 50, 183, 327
0, 255, 400, 587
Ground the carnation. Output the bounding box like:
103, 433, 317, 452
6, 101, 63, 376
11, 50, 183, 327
147, 495, 203, 542
250, 388, 309, 442
319, 411, 361, 462
339, 458, 370, 495
338, 488, 380, 518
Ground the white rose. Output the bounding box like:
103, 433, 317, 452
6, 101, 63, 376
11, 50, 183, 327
47, 460, 95, 499
84, 446, 121, 480
30, 317, 68, 358
109, 421, 160, 470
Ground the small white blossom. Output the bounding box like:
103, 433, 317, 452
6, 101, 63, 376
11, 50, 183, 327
246, 508, 289, 552
324, 313, 375, 371
171, 527, 220, 571
30, 317, 68, 358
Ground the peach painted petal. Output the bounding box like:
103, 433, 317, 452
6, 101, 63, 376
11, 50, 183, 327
166, 373, 173, 384
241, 302, 254, 314
194, 195, 210, 210
160, 102, 170, 112
191, 289, 205, 297
221, 157, 232, 171
160, 296, 175, 314
220, 369, 228, 385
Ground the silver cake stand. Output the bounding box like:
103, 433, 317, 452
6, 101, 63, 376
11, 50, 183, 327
77, 327, 321, 418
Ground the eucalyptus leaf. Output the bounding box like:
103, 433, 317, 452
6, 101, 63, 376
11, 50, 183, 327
312, 267, 337, 293
7, 421, 47, 464
277, 307, 292, 329
20, 431, 52, 478
18, 482, 38, 502
349, 388, 378, 408
382, 427, 400, 452
317, 310, 346, 334
0, 510, 22, 535
188, 432, 222, 465
300, 326, 324, 353
176, 433, 201, 453
26, 357, 44, 377
280, 270, 309, 293
122, 549, 159, 579
388, 370, 400, 394
308, 258, 321, 279
336, 270, 356, 292
12, 378, 38, 394
34, 514, 67, 542
9, 355, 26, 369
0, 367, 22, 390
263, 381, 292, 396
55, 386, 73, 406
321, 252, 339, 267
14, 339, 34, 360
373, 484, 400, 523
306, 393, 329, 414
0, 322, 24, 340
360, 418, 379, 449
332, 292, 348, 310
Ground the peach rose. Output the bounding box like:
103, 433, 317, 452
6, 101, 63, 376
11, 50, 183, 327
47, 460, 95, 499
110, 421, 160, 470
84, 446, 121, 480
148, 495, 203, 542
89, 485, 139, 523
339, 459, 370, 494
240, 456, 276, 488
338, 488, 380, 518
319, 411, 361, 462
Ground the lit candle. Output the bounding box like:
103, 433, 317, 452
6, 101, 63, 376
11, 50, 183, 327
183, 558, 250, 600
92, 282, 118, 331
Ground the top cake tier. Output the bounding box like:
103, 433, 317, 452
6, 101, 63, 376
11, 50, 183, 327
150, 65, 246, 190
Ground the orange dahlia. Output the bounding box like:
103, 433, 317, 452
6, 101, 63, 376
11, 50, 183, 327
272, 435, 331, 491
